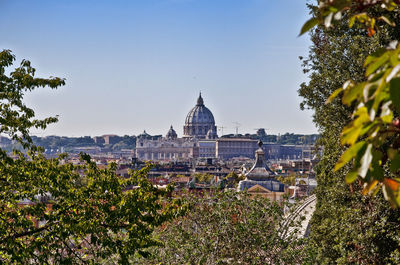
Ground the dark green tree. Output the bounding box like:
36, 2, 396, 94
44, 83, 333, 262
299, 4, 400, 263
301, 1, 400, 206
0, 50, 185, 264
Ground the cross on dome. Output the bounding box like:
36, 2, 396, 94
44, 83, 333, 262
197, 92, 204, 106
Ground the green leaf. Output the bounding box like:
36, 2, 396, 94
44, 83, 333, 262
378, 15, 396, 27
368, 70, 385, 82
341, 107, 370, 146
389, 50, 399, 67
380, 101, 393, 123
345, 170, 358, 184
386, 64, 400, 82
371, 184, 382, 197
326, 87, 343, 104
389, 77, 400, 113
362, 180, 378, 195
359, 121, 377, 137
388, 148, 397, 160
390, 153, 400, 173
382, 184, 398, 208
335, 141, 366, 171
299, 17, 319, 36
342, 83, 364, 105
341, 125, 362, 146
366, 52, 389, 76
364, 48, 386, 67
354, 13, 368, 24
349, 15, 356, 28
370, 153, 384, 181
358, 144, 373, 179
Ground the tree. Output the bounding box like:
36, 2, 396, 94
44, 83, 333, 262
301, 1, 400, 207
133, 191, 304, 265
224, 171, 244, 188
276, 175, 296, 186
299, 3, 400, 263
0, 50, 185, 264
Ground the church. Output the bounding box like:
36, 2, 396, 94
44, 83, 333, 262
135, 93, 288, 163
237, 140, 286, 201
135, 93, 218, 161
183, 93, 218, 139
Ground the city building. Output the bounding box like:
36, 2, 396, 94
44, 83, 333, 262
136, 94, 218, 161
0, 136, 11, 148
136, 126, 198, 161
238, 141, 286, 201
216, 138, 258, 160
198, 140, 216, 158
102, 134, 122, 145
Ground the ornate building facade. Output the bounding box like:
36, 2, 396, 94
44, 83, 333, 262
136, 93, 220, 161
135, 126, 198, 161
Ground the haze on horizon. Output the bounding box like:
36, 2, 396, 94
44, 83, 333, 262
0, 0, 317, 138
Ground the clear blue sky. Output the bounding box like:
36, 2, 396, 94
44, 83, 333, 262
0, 0, 317, 137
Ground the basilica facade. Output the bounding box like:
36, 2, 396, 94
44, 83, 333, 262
135, 93, 218, 161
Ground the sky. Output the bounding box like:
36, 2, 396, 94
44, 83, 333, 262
0, 0, 317, 137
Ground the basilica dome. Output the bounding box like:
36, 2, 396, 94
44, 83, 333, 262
166, 125, 177, 139
183, 93, 217, 139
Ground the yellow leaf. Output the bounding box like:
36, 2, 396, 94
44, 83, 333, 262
362, 180, 378, 195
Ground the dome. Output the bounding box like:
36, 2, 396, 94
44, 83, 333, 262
245, 141, 275, 181
166, 125, 177, 139
206, 128, 218, 139
138, 130, 151, 139
184, 94, 215, 125
237, 140, 282, 192
183, 93, 218, 139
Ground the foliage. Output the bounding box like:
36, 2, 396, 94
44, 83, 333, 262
193, 172, 215, 183
30, 135, 136, 153
276, 175, 297, 186
134, 191, 305, 265
0, 135, 137, 153
301, 1, 400, 207
112, 135, 137, 151
34, 136, 95, 149
224, 171, 245, 187
0, 50, 185, 264
299, 3, 400, 263
277, 133, 319, 145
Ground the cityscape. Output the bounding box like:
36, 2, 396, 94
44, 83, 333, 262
1, 0, 400, 264
1, 92, 319, 198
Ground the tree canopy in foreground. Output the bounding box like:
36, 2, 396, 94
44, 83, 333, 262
299, 1, 400, 263
301, 1, 400, 207
132, 191, 304, 265
0, 50, 185, 264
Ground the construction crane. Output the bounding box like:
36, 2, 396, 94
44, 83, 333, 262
232, 122, 241, 136
217, 125, 226, 136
